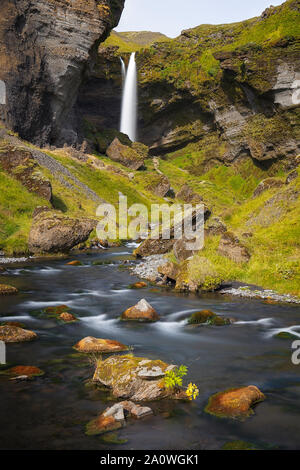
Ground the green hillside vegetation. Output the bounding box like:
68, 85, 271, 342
104, 30, 170, 52
138, 0, 300, 89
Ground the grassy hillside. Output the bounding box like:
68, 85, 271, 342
138, 0, 300, 89
103, 30, 170, 52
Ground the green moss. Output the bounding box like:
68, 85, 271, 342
222, 440, 258, 450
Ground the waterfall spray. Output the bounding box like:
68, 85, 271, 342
120, 52, 137, 142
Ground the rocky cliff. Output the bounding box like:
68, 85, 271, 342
0, 0, 125, 146
83, 0, 300, 169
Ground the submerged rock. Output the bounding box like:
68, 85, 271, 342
0, 325, 37, 343
0, 284, 18, 295
205, 385, 265, 419
130, 282, 147, 289
121, 299, 159, 322
5, 365, 44, 378
74, 337, 129, 354
188, 310, 232, 326
93, 354, 185, 401
66, 260, 83, 266
218, 232, 251, 264
86, 414, 123, 436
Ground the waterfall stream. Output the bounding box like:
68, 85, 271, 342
120, 52, 137, 142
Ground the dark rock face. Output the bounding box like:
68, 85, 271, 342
0, 0, 125, 146
28, 209, 97, 253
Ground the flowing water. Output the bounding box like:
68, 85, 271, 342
1, 245, 300, 450
120, 53, 137, 142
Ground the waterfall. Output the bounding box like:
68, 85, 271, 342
120, 52, 137, 142
120, 57, 126, 87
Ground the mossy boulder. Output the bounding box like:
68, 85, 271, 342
0, 284, 18, 295
175, 257, 223, 293
93, 354, 186, 401
0, 325, 37, 343
74, 337, 129, 354
28, 209, 97, 254
188, 310, 231, 326
146, 174, 170, 197
106, 138, 145, 170
59, 312, 78, 323
205, 385, 265, 419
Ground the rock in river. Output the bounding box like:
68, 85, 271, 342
93, 354, 186, 401
205, 385, 265, 419
74, 337, 129, 354
0, 325, 37, 343
0, 284, 18, 295
121, 299, 159, 322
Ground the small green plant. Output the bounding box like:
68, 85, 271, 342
164, 365, 199, 401
164, 365, 188, 389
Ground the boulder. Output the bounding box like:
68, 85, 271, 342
175, 184, 203, 203
175, 256, 223, 293
218, 232, 250, 263
205, 385, 265, 419
85, 400, 153, 436
188, 309, 232, 326
146, 174, 171, 198
0, 284, 18, 295
253, 178, 284, 197
93, 354, 186, 401
106, 138, 144, 170
73, 337, 129, 354
134, 238, 175, 258
158, 261, 179, 281
121, 299, 159, 322
59, 312, 78, 323
0, 325, 37, 343
28, 210, 97, 254
134, 205, 210, 258
173, 236, 197, 262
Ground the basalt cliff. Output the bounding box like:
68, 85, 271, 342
0, 0, 125, 146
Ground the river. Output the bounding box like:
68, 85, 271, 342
1, 245, 300, 450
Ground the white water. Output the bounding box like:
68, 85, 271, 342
120, 52, 137, 142
120, 57, 126, 87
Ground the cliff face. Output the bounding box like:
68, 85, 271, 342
83, 0, 300, 169
0, 0, 125, 146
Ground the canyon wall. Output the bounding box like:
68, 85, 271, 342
81, 0, 300, 169
0, 0, 125, 145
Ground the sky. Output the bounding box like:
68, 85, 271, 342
115, 0, 284, 38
